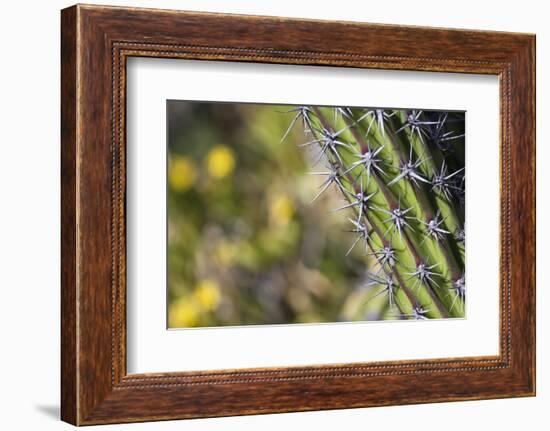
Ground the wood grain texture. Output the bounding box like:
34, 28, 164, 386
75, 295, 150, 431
60, 4, 536, 425
60, 5, 78, 425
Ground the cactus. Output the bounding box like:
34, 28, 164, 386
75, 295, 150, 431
282, 106, 465, 320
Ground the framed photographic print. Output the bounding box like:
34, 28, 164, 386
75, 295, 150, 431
61, 4, 536, 425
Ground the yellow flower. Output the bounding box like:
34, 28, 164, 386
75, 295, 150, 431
206, 145, 235, 179
169, 156, 197, 192
193, 279, 221, 311
169, 298, 199, 328
269, 194, 295, 226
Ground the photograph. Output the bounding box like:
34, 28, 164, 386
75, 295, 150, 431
167, 101, 466, 328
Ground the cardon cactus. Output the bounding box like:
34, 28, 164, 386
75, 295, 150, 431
283, 106, 465, 320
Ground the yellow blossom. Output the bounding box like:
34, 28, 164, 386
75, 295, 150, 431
193, 279, 221, 311
206, 145, 236, 179
169, 156, 197, 192
269, 194, 295, 226
169, 298, 199, 327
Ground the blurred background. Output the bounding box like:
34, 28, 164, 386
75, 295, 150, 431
167, 101, 385, 328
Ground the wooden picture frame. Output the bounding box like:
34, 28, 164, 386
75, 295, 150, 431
61, 4, 536, 425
